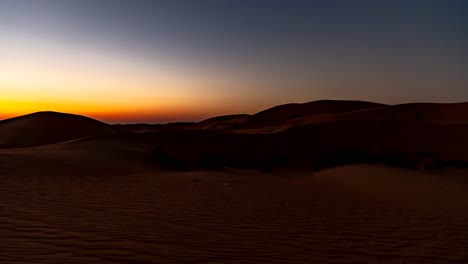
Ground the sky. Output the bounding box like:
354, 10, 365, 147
0, 0, 467, 123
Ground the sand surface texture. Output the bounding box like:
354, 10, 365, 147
1, 151, 467, 263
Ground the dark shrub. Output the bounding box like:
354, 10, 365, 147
445, 160, 468, 168
424, 161, 444, 170
151, 147, 187, 171
378, 152, 418, 170
222, 155, 246, 169
255, 154, 289, 173
416, 152, 439, 159
199, 152, 225, 170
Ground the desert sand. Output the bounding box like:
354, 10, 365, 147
1, 100, 468, 263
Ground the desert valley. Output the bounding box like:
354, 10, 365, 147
1, 100, 468, 263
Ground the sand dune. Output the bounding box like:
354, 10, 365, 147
189, 100, 385, 130
1, 159, 467, 263
250, 102, 468, 131
1, 102, 468, 263
190, 101, 468, 133
0, 134, 162, 176
0, 112, 118, 149
315, 165, 468, 209
244, 100, 386, 128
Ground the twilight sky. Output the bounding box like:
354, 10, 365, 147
1, 0, 467, 123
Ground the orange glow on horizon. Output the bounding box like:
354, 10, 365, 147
0, 42, 244, 123
0, 96, 227, 123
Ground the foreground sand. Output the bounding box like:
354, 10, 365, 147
1, 147, 467, 264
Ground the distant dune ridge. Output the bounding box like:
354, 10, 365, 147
326, 102, 468, 124
195, 101, 468, 130
1, 101, 468, 171
0, 111, 118, 148
192, 100, 386, 130
192, 114, 251, 130
246, 100, 387, 127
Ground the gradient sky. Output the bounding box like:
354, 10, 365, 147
1, 0, 467, 123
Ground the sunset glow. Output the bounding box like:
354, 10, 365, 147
1, 0, 467, 123
0, 34, 242, 123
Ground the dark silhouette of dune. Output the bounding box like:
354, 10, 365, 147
0, 111, 118, 148
245, 100, 386, 127
191, 101, 468, 132
189, 100, 386, 130
255, 100, 386, 119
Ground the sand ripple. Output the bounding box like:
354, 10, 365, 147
1, 164, 468, 263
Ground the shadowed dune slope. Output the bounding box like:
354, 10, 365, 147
147, 121, 468, 172
0, 112, 119, 149
0, 134, 160, 175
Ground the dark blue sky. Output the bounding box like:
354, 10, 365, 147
1, 0, 468, 122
